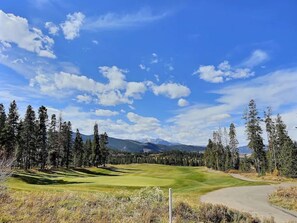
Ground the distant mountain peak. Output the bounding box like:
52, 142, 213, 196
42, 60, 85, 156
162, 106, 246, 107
139, 138, 179, 146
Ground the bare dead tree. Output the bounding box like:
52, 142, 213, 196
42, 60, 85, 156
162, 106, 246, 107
0, 155, 14, 191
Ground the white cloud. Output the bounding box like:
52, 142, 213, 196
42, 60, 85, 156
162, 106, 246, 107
60, 12, 85, 40
127, 112, 160, 132
151, 82, 191, 99
139, 64, 146, 70
76, 94, 92, 103
0, 10, 55, 58
125, 82, 147, 98
30, 66, 148, 106
98, 90, 132, 106
194, 60, 254, 83
92, 40, 98, 45
45, 22, 60, 35
55, 71, 105, 92
151, 53, 158, 64
166, 64, 174, 71
178, 98, 189, 107
44, 66, 297, 146
99, 66, 127, 90
242, 49, 269, 68
170, 68, 297, 146
95, 109, 119, 116
154, 74, 160, 82
83, 8, 168, 31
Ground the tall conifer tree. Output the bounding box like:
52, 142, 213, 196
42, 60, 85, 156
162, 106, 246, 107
244, 99, 267, 175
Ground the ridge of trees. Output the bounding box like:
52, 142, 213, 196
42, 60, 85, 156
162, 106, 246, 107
0, 101, 109, 169
204, 99, 297, 178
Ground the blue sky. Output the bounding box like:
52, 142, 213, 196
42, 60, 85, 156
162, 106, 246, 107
1, 0, 297, 145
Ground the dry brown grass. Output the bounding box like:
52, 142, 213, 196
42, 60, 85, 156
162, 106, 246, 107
239, 172, 296, 183
0, 188, 274, 223
269, 186, 297, 211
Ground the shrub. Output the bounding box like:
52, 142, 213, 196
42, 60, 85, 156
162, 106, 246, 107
269, 186, 297, 211
198, 203, 263, 223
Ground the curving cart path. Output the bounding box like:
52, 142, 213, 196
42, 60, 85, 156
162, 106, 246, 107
200, 174, 297, 223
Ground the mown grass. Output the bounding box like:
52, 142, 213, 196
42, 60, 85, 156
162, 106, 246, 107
1, 164, 269, 222
7, 164, 264, 205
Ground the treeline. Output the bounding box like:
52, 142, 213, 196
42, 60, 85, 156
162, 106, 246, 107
204, 123, 240, 171
109, 150, 203, 166
0, 100, 109, 169
204, 99, 297, 178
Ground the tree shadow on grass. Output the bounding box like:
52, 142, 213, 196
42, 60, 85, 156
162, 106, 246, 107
102, 166, 141, 173
73, 168, 119, 176
12, 174, 87, 185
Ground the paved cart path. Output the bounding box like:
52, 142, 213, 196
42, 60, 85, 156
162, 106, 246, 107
201, 175, 297, 223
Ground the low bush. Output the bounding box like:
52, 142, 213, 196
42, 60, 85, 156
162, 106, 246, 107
269, 186, 297, 211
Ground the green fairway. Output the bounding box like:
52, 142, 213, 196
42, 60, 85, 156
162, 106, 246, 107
8, 164, 264, 204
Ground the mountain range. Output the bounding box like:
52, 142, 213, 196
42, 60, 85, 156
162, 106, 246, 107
75, 133, 252, 154
75, 133, 204, 153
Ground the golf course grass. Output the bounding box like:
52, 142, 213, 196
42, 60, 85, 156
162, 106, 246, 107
7, 164, 264, 205
1, 164, 269, 222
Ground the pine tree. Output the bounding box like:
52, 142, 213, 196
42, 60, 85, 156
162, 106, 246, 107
64, 121, 72, 168
224, 145, 232, 170
244, 99, 267, 175
0, 104, 6, 157
92, 123, 101, 167
73, 129, 84, 167
83, 139, 92, 167
229, 123, 239, 170
100, 132, 109, 167
275, 114, 289, 171
15, 120, 25, 168
57, 115, 64, 167
280, 139, 297, 177
204, 139, 213, 168
37, 106, 48, 169
48, 114, 59, 167
61, 121, 72, 168
22, 105, 37, 169
264, 107, 277, 172
4, 100, 19, 159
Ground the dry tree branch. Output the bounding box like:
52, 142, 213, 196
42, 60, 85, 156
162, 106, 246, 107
0, 156, 14, 190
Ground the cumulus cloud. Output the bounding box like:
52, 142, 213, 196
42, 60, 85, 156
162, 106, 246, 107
60, 12, 85, 40
95, 109, 119, 116
99, 66, 127, 90
194, 60, 254, 83
45, 22, 60, 35
151, 83, 191, 99
125, 82, 147, 98
30, 66, 150, 106
98, 90, 132, 106
171, 68, 297, 145
195, 50, 269, 83
178, 98, 189, 107
76, 94, 92, 103
45, 67, 297, 146
0, 10, 55, 58
127, 112, 160, 132
30, 63, 191, 106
